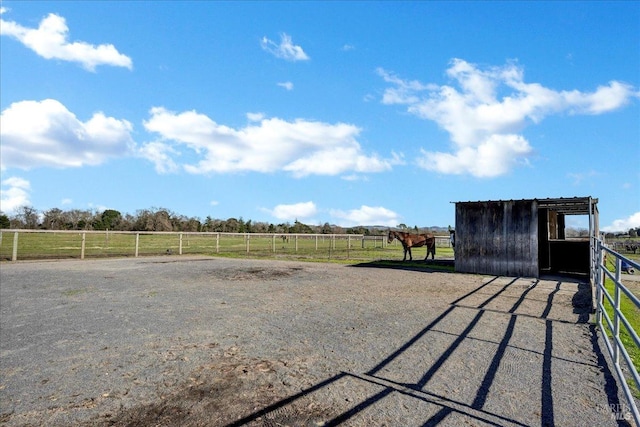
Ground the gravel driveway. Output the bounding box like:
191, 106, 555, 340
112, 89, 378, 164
0, 255, 632, 426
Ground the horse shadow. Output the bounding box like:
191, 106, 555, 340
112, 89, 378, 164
350, 259, 455, 274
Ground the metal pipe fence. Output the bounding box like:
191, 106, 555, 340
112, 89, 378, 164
0, 229, 452, 262
593, 237, 640, 425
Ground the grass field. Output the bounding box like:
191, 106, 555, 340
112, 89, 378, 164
0, 230, 455, 264
599, 250, 640, 396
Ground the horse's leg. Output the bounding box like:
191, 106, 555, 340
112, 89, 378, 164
402, 246, 408, 261
408, 247, 413, 261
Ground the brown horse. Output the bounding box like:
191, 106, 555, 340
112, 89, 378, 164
388, 230, 436, 261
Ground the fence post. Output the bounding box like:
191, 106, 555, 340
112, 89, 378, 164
12, 231, 18, 261
272, 234, 276, 253
81, 233, 86, 259
595, 241, 603, 325
135, 233, 140, 257
315, 235, 318, 251
295, 235, 298, 252
216, 233, 220, 253
246, 234, 250, 253
179, 233, 183, 255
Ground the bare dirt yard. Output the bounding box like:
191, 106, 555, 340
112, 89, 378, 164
0, 256, 633, 426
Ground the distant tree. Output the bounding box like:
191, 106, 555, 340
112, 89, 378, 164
276, 222, 290, 234
290, 220, 313, 234
94, 209, 122, 230
121, 213, 136, 230
397, 223, 407, 230
63, 209, 94, 230
321, 222, 333, 234
181, 217, 201, 232
252, 221, 270, 233
347, 226, 369, 235
43, 208, 65, 230
237, 217, 247, 233
0, 213, 10, 229
133, 208, 173, 231
630, 229, 638, 238
11, 206, 39, 229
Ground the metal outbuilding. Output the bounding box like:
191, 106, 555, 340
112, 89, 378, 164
453, 197, 599, 278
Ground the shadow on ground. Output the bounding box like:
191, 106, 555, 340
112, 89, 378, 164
77, 268, 627, 427
219, 274, 628, 427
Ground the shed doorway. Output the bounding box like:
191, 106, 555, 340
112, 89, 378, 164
538, 209, 590, 277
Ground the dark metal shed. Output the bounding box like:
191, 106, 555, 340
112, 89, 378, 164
454, 197, 599, 278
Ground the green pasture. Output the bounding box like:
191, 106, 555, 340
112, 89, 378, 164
600, 251, 640, 395
0, 231, 454, 264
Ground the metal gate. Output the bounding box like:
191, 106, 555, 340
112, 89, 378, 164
592, 237, 640, 425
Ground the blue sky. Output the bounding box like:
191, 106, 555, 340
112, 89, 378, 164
1, 1, 638, 231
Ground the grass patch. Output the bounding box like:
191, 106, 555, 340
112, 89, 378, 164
62, 288, 89, 297
600, 255, 640, 397
1, 231, 454, 264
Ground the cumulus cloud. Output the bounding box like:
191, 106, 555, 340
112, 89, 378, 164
278, 81, 294, 91
142, 107, 398, 177
1, 99, 135, 170
0, 11, 132, 71
266, 201, 318, 221
260, 33, 309, 61
0, 177, 31, 213
247, 112, 265, 122
602, 212, 640, 233
329, 205, 400, 227
380, 59, 638, 178
138, 141, 179, 174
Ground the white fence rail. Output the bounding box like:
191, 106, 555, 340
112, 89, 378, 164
593, 237, 640, 425
0, 229, 452, 262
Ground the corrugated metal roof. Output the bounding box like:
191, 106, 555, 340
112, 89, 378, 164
452, 196, 598, 215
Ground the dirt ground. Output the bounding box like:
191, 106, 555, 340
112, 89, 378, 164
0, 256, 633, 426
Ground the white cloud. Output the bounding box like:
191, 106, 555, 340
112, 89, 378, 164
416, 134, 532, 178
267, 202, 317, 221
330, 205, 400, 227
61, 198, 73, 206
0, 177, 31, 213
0, 12, 132, 71
278, 81, 294, 91
380, 59, 639, 178
602, 212, 640, 233
210, 200, 219, 206
260, 33, 309, 61
247, 112, 265, 122
0, 99, 135, 170
138, 141, 179, 174
567, 170, 600, 185
142, 107, 398, 177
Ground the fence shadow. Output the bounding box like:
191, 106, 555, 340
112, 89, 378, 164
226, 276, 609, 426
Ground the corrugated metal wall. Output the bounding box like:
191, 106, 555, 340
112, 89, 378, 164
455, 200, 539, 277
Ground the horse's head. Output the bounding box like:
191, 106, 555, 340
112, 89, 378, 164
387, 230, 396, 244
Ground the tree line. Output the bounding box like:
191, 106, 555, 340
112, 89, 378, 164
0, 206, 405, 235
